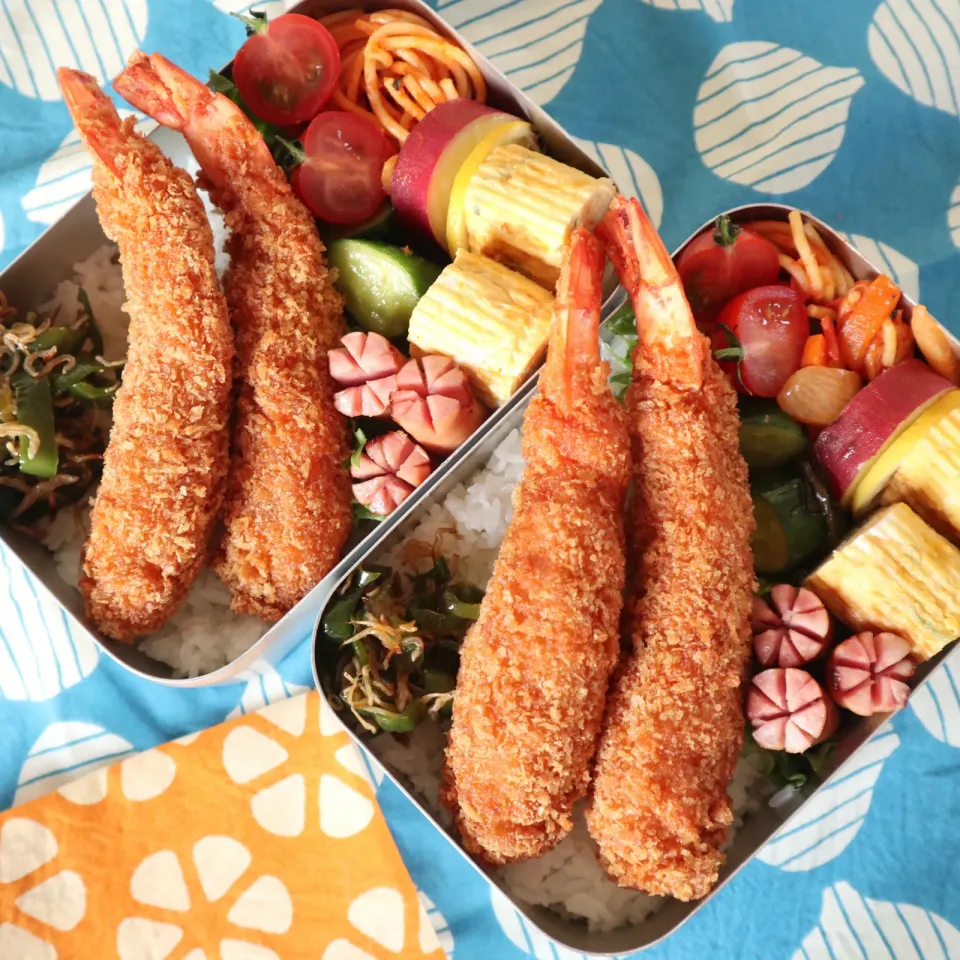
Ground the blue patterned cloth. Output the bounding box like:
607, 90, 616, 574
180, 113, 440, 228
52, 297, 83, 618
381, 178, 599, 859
3, 1, 960, 957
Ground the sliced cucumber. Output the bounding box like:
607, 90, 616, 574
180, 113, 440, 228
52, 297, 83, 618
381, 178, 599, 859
751, 468, 828, 574
328, 239, 443, 339
738, 397, 807, 469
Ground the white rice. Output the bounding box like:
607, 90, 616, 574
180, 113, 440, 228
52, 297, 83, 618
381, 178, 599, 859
366, 427, 769, 933
36, 246, 268, 677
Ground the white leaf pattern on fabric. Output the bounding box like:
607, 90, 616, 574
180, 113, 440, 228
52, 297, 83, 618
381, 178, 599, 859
250, 773, 305, 837
837, 233, 920, 304
437, 0, 602, 105
21, 114, 156, 226
639, 0, 733, 23
0, 924, 56, 960
757, 725, 899, 871
0, 0, 148, 101
131, 851, 191, 912
116, 917, 183, 960
319, 774, 374, 839
694, 42, 864, 193
193, 836, 251, 904
911, 659, 960, 748
14, 721, 134, 806
491, 887, 627, 959
322, 942, 378, 960
573, 139, 663, 228
949, 180, 960, 249
120, 750, 177, 801
0, 547, 99, 702
348, 886, 405, 952
222, 728, 288, 785
418, 892, 453, 957
791, 880, 960, 959
120, 843, 291, 955
227, 875, 293, 935
0, 818, 57, 883
14, 869, 86, 931
226, 660, 310, 721
868, 0, 960, 118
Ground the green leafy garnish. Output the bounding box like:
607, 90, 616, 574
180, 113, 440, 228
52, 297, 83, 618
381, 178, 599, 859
353, 501, 384, 523
605, 301, 638, 339
206, 69, 294, 169
744, 731, 835, 791
349, 427, 367, 470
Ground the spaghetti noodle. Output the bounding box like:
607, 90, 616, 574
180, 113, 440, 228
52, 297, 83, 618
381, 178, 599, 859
319, 8, 485, 149
745, 213, 855, 306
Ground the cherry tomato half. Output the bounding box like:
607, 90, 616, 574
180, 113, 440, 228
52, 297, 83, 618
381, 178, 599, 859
712, 285, 809, 397
290, 111, 392, 225
233, 14, 340, 127
677, 216, 782, 327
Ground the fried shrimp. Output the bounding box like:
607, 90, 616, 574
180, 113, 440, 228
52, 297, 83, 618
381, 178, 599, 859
442, 229, 630, 864
116, 53, 352, 620
586, 196, 755, 901
58, 68, 233, 642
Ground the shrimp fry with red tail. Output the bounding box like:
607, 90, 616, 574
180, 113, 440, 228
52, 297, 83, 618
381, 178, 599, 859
58, 69, 233, 641
442, 229, 630, 864
115, 54, 352, 620
586, 196, 755, 901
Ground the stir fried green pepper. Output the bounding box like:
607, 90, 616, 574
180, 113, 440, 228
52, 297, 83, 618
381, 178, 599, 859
326, 553, 483, 735
11, 372, 57, 478
1, 286, 121, 523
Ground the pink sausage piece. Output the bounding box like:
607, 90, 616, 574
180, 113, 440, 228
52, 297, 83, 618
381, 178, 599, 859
752, 585, 833, 668
827, 631, 916, 717
334, 375, 397, 418
747, 668, 839, 754
390, 356, 486, 453
329, 331, 405, 386
351, 431, 432, 516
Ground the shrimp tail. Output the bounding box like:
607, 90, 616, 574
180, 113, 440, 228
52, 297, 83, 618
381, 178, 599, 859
58, 68, 126, 176
542, 227, 605, 413
116, 52, 272, 187
113, 53, 187, 129
596, 196, 703, 390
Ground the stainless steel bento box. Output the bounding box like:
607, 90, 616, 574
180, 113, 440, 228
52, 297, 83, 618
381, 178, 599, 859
310, 204, 960, 954
0, 0, 621, 685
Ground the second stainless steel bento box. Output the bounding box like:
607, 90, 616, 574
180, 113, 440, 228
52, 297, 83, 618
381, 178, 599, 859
0, 0, 622, 686
310, 203, 960, 955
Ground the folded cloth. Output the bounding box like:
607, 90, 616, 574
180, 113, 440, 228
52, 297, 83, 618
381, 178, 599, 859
0, 690, 446, 960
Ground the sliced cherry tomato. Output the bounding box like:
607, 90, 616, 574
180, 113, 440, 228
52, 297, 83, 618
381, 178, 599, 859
677, 216, 782, 326
233, 14, 340, 127
290, 111, 392, 225
712, 285, 809, 397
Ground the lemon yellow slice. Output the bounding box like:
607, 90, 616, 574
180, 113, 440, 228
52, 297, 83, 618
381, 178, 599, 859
445, 120, 536, 256
851, 388, 960, 516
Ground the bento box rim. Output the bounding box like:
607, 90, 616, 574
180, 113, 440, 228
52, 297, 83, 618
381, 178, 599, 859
309, 200, 960, 955
0, 0, 623, 687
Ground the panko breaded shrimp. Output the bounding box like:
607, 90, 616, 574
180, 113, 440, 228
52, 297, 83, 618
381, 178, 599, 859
586, 196, 755, 901
115, 53, 352, 621
58, 68, 233, 642
441, 229, 630, 864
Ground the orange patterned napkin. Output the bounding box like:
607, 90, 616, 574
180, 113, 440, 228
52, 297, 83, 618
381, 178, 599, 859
0, 691, 447, 960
